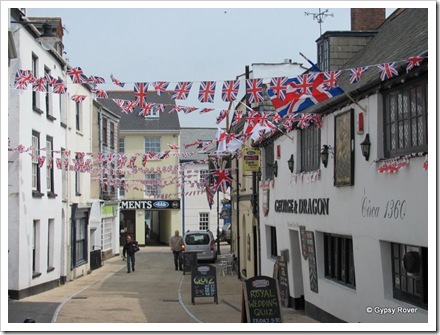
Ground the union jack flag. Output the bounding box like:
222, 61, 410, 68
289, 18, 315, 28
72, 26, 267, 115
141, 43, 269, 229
378, 62, 399, 81
221, 80, 240, 102
322, 71, 341, 89
405, 55, 425, 73
213, 168, 233, 193
117, 154, 127, 170
198, 81, 216, 103
269, 77, 288, 100
67, 67, 88, 84
32, 77, 47, 92
134, 82, 149, 107
170, 106, 183, 113
155, 104, 165, 113
183, 106, 197, 114
139, 102, 153, 117
216, 110, 229, 124
348, 67, 368, 84
110, 74, 125, 87
297, 113, 311, 129
230, 111, 243, 126
246, 79, 264, 103
199, 108, 214, 114
88, 75, 106, 85
153, 81, 169, 95
172, 82, 192, 100
121, 100, 137, 114
92, 89, 108, 99
289, 73, 317, 95
168, 144, 180, 149
272, 113, 282, 124
127, 155, 137, 169
45, 73, 57, 87
71, 95, 87, 103
14, 69, 35, 90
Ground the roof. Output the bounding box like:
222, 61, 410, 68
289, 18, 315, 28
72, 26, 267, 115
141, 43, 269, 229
308, 8, 428, 114
102, 91, 180, 132
180, 127, 219, 162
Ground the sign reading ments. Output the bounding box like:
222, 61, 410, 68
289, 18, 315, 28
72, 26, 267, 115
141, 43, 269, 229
119, 200, 180, 210
191, 264, 218, 305
242, 276, 282, 323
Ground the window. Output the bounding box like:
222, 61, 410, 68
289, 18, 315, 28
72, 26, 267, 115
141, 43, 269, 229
75, 153, 81, 196
32, 54, 41, 112
74, 217, 87, 265
32, 220, 41, 277
264, 142, 275, 180
199, 212, 209, 230
301, 125, 321, 172
101, 219, 112, 252
324, 233, 356, 288
148, 108, 159, 118
199, 169, 209, 184
384, 78, 428, 158
144, 137, 161, 156
270, 226, 277, 259
318, 38, 329, 72
110, 122, 115, 148
32, 131, 42, 196
145, 173, 160, 196
102, 118, 108, 146
391, 243, 427, 309
47, 219, 54, 271
75, 101, 81, 131
119, 138, 125, 153
45, 67, 55, 120
46, 136, 55, 196
59, 78, 67, 126
61, 148, 68, 200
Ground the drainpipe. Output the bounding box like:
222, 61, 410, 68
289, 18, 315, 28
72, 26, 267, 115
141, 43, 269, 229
235, 155, 240, 280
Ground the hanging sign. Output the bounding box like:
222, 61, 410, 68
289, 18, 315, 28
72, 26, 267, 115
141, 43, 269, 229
242, 147, 260, 173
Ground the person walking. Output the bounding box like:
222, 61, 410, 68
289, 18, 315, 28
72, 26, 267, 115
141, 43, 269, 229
169, 230, 184, 271
122, 235, 138, 273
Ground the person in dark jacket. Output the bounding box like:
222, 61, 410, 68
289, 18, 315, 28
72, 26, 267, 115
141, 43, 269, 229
122, 235, 138, 273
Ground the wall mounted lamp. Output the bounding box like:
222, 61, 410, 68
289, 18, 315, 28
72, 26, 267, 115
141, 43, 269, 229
287, 154, 295, 173
360, 133, 371, 161
321, 145, 334, 168
11, 20, 60, 51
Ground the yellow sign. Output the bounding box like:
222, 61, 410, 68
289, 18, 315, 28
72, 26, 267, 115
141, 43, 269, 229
242, 147, 260, 173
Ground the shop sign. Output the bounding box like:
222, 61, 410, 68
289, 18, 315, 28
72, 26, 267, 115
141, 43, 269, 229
119, 200, 180, 210
242, 147, 260, 173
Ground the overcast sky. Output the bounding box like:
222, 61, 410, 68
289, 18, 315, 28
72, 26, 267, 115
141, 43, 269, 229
24, 3, 396, 127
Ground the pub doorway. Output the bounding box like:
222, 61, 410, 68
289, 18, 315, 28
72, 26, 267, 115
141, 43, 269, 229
120, 210, 135, 246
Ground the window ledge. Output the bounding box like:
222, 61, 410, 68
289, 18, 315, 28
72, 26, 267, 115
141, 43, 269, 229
33, 107, 44, 115
47, 267, 55, 273
32, 272, 42, 279
47, 191, 58, 198
47, 114, 57, 122
60, 122, 67, 128
32, 190, 44, 198
76, 193, 82, 196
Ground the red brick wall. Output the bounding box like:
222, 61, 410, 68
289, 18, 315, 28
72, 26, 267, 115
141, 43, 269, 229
351, 8, 385, 31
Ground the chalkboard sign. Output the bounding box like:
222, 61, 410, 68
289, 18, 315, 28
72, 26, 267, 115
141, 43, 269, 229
243, 276, 282, 323
191, 264, 218, 305
183, 251, 197, 275
278, 261, 290, 308
306, 231, 318, 293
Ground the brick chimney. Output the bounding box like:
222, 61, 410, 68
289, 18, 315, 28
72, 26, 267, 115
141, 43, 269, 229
351, 8, 385, 31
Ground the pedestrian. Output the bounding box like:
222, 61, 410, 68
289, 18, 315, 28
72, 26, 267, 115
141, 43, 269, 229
122, 235, 138, 273
169, 230, 184, 271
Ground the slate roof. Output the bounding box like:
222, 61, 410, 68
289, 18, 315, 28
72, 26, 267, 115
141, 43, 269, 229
101, 91, 180, 132
306, 8, 428, 114
180, 127, 219, 162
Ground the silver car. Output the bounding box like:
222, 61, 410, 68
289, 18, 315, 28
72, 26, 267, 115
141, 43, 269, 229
182, 230, 217, 262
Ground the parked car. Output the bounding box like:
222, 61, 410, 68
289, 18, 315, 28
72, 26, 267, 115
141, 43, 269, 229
221, 224, 231, 244
182, 230, 217, 262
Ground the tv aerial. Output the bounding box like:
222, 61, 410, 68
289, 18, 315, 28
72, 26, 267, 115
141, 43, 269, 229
305, 8, 334, 35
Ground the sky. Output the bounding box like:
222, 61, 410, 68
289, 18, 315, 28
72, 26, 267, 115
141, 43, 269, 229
19, 2, 396, 127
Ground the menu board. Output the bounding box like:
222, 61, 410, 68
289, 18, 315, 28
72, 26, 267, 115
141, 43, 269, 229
277, 261, 290, 308
183, 251, 197, 275
243, 276, 282, 323
306, 231, 318, 293
191, 264, 218, 304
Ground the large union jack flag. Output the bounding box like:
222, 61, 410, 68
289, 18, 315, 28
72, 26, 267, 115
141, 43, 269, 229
67, 67, 88, 84
268, 72, 344, 117
246, 79, 264, 103
198, 81, 216, 103
172, 82, 192, 100
221, 80, 240, 102
378, 62, 399, 81
134, 82, 149, 107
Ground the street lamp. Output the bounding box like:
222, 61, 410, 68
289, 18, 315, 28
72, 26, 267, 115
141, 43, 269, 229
11, 20, 60, 51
